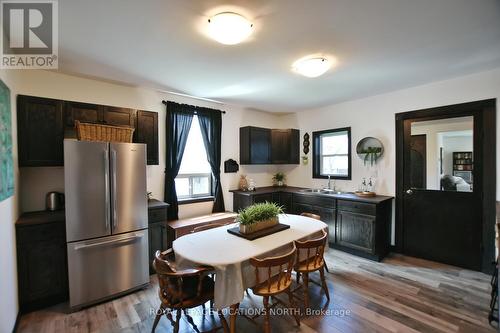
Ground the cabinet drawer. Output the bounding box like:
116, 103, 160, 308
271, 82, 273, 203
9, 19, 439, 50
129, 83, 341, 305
293, 193, 335, 208
148, 207, 167, 224
17, 222, 65, 244
337, 200, 376, 216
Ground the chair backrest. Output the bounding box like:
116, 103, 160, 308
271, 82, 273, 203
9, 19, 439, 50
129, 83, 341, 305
301, 212, 321, 220
249, 244, 296, 293
294, 230, 328, 271
153, 249, 212, 306
192, 222, 228, 233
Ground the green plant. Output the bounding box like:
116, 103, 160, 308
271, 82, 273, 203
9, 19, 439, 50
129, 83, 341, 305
361, 147, 382, 166
237, 202, 283, 225
272, 172, 286, 183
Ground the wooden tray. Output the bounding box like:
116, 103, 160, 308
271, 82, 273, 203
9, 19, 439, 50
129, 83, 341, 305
354, 191, 376, 197
227, 223, 290, 240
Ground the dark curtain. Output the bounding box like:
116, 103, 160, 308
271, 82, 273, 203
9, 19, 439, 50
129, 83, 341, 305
197, 108, 225, 212
164, 102, 194, 220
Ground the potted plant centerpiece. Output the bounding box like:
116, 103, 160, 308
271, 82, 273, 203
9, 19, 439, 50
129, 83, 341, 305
237, 202, 283, 234
272, 172, 286, 186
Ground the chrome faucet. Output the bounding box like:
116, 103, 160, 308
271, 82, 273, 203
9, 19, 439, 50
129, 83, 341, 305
326, 175, 334, 190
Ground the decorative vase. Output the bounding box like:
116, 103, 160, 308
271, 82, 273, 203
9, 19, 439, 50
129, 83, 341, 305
277, 180, 284, 186
239, 175, 248, 191
239, 217, 279, 234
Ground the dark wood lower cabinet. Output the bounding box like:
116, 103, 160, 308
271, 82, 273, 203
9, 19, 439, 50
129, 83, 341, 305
231, 187, 393, 261
336, 211, 375, 253
16, 211, 69, 313
148, 222, 168, 274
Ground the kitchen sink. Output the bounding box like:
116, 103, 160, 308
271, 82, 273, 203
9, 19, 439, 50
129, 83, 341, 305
300, 188, 351, 195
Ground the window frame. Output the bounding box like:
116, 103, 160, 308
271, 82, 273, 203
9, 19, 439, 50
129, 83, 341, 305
175, 172, 214, 200
312, 127, 352, 180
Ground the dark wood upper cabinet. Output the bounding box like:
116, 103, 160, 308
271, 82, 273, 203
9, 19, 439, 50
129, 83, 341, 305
136, 110, 159, 165
271, 129, 299, 164
17, 95, 159, 167
63, 101, 102, 139
240, 126, 299, 165
240, 126, 271, 164
18, 95, 64, 167
103, 106, 136, 127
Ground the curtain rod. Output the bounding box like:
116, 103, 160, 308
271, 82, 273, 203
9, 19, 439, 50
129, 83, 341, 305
162, 100, 226, 114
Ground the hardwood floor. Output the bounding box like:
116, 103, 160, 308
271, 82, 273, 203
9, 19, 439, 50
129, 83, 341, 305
17, 250, 497, 333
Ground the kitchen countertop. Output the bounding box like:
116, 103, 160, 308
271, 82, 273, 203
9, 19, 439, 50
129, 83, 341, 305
230, 185, 393, 204
16, 210, 65, 227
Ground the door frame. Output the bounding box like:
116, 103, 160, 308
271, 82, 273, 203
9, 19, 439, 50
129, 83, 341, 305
395, 99, 496, 273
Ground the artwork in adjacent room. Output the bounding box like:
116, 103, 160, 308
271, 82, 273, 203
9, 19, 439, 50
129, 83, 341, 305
0, 80, 14, 202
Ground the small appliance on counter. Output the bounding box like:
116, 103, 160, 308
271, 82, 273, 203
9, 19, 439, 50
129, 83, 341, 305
46, 191, 65, 211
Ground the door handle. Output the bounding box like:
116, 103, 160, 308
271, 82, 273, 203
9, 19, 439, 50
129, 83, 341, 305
111, 150, 117, 229
406, 189, 413, 195
74, 233, 144, 250
104, 150, 110, 231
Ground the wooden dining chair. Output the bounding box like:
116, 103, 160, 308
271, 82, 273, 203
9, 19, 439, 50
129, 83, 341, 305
293, 230, 330, 308
300, 212, 330, 273
152, 249, 229, 333
192, 222, 229, 233
247, 244, 300, 333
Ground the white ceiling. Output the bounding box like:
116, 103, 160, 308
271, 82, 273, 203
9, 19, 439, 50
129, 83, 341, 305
58, 0, 500, 112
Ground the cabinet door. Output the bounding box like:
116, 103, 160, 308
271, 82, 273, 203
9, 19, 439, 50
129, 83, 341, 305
64, 101, 102, 138
103, 106, 136, 127
279, 192, 293, 213
337, 210, 375, 253
17, 224, 68, 312
148, 222, 168, 274
316, 206, 336, 244
253, 193, 274, 204
250, 127, 271, 164
135, 110, 159, 165
17, 96, 64, 166
271, 129, 291, 164
292, 202, 313, 215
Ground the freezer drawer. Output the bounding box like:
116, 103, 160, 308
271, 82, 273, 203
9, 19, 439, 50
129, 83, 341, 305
67, 230, 149, 309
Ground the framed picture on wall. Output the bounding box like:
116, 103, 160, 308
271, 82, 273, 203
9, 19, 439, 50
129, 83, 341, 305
0, 80, 14, 202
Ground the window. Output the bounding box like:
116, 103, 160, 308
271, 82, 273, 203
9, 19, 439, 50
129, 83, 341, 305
175, 116, 213, 200
312, 127, 351, 179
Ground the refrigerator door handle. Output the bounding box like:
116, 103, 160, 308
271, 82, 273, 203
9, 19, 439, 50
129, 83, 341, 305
104, 150, 111, 231
74, 232, 145, 250
111, 149, 118, 230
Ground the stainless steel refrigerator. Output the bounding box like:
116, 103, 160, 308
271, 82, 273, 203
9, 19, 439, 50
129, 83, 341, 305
64, 140, 149, 310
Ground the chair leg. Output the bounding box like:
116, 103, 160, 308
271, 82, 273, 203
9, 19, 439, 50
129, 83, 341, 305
183, 309, 200, 333
287, 289, 301, 326
296, 271, 301, 284
320, 266, 330, 302
263, 296, 271, 333
303, 272, 310, 309
173, 309, 182, 333
151, 306, 163, 333
324, 261, 330, 273
218, 309, 230, 333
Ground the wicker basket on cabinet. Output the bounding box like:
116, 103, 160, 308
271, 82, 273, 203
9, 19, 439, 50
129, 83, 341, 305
75, 120, 134, 143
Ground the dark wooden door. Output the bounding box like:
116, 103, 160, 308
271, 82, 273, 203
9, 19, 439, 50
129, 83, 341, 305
316, 206, 336, 244
17, 96, 64, 166
410, 135, 426, 189
249, 127, 271, 164
136, 110, 159, 165
337, 210, 375, 253
396, 99, 496, 272
253, 193, 273, 204
271, 129, 291, 164
64, 101, 102, 138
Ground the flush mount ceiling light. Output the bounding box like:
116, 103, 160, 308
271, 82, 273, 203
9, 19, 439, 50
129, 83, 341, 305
207, 12, 253, 45
292, 56, 332, 78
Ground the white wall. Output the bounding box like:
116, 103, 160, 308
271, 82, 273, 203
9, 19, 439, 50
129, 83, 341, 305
0, 70, 20, 333
278, 67, 500, 200
9, 70, 282, 217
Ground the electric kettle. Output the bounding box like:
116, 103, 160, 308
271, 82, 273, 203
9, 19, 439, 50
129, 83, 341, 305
46, 191, 65, 211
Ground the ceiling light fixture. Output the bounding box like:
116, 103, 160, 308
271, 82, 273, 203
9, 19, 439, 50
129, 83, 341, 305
207, 12, 253, 45
292, 56, 332, 78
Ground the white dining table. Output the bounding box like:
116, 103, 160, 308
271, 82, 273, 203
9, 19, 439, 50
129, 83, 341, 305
173, 214, 328, 309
